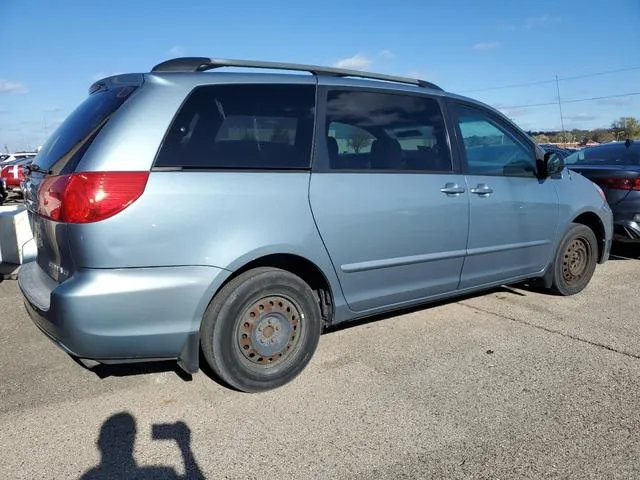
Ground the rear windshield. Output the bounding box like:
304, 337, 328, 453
565, 142, 640, 165
34, 85, 137, 175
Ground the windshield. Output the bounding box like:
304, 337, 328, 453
564, 143, 640, 166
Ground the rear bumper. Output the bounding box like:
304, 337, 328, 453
612, 202, 640, 242
613, 217, 640, 242
18, 261, 230, 363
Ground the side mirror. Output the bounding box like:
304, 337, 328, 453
540, 151, 565, 178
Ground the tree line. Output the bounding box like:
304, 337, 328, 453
528, 116, 639, 144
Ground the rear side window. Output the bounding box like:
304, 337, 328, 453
325, 89, 453, 172
155, 84, 316, 169
565, 143, 639, 165
34, 86, 137, 175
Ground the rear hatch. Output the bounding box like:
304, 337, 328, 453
24, 79, 141, 282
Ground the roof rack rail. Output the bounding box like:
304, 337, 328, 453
151, 56, 443, 91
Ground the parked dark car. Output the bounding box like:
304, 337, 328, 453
565, 140, 640, 243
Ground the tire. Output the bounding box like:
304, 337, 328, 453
200, 267, 323, 393
549, 223, 598, 296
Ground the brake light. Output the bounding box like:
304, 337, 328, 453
36, 171, 149, 223
597, 178, 640, 191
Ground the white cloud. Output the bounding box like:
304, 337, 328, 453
472, 42, 500, 51
0, 80, 28, 94
168, 45, 183, 56
379, 49, 395, 60
525, 15, 561, 29
332, 53, 373, 71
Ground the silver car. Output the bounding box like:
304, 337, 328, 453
18, 57, 613, 392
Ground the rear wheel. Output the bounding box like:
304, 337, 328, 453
200, 267, 322, 393
549, 223, 598, 296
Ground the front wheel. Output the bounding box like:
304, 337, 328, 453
200, 267, 323, 393
549, 223, 598, 296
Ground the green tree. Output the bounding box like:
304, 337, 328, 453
611, 116, 640, 140
590, 129, 614, 143
533, 134, 549, 143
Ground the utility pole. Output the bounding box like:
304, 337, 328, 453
555, 75, 567, 143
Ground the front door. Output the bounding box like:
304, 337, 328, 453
450, 101, 560, 289
309, 87, 470, 313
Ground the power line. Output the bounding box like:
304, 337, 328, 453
497, 91, 640, 110
458, 66, 640, 93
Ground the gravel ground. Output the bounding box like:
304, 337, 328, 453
0, 246, 638, 479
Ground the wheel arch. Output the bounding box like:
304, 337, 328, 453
227, 253, 335, 326
571, 211, 606, 263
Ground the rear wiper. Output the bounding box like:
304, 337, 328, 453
25, 164, 52, 174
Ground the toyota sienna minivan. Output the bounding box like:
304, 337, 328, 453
18, 56, 613, 392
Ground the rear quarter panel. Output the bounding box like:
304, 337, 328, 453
66, 171, 348, 312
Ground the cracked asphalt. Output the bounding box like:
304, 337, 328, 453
1, 246, 639, 479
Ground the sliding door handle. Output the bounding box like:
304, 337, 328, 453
470, 184, 493, 195
440, 183, 466, 195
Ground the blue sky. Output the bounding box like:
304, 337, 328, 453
1, 0, 639, 151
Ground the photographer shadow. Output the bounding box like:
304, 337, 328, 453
80, 412, 204, 479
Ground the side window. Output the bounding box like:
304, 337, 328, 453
325, 89, 453, 172
155, 84, 316, 169
454, 104, 536, 177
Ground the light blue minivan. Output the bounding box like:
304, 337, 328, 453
19, 57, 613, 392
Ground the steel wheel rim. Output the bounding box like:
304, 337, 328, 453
236, 295, 303, 368
562, 237, 590, 284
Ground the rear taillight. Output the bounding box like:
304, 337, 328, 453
36, 171, 149, 223
597, 178, 640, 191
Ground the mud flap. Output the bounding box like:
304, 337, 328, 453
177, 331, 200, 374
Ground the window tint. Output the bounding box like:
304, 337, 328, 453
455, 104, 536, 177
325, 90, 452, 172
155, 84, 316, 169
34, 86, 138, 175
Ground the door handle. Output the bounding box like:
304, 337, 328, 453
440, 183, 466, 195
470, 184, 493, 196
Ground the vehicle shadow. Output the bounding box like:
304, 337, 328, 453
324, 285, 525, 335
609, 243, 640, 260
80, 286, 528, 389
72, 358, 194, 382
79, 412, 205, 479
73, 353, 234, 391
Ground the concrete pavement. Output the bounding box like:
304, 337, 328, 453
1, 249, 639, 479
